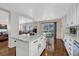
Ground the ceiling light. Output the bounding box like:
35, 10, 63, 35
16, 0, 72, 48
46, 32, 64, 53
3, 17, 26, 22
29, 9, 32, 12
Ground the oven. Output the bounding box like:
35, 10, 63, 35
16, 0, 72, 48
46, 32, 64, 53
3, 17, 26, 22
73, 40, 79, 56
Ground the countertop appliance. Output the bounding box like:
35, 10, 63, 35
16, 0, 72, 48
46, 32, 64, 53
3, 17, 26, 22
70, 27, 77, 34
73, 40, 79, 56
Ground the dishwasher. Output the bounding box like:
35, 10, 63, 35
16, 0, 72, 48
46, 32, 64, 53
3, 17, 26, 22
73, 40, 79, 56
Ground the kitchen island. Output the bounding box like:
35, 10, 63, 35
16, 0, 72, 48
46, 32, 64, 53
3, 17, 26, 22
15, 34, 46, 56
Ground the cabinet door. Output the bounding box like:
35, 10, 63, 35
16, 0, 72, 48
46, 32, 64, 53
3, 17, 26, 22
38, 42, 42, 55
30, 40, 38, 56
68, 38, 73, 56
77, 4, 79, 25
66, 4, 77, 27
41, 38, 46, 51
72, 4, 77, 26
64, 16, 67, 28
66, 10, 72, 27
70, 6, 73, 26
38, 38, 46, 55
31, 45, 38, 56
64, 37, 73, 56
66, 12, 70, 27
16, 40, 29, 56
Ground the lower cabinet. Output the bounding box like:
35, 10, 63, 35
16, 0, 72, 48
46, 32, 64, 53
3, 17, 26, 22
38, 38, 46, 55
30, 37, 46, 56
30, 40, 39, 56
64, 37, 73, 56
16, 36, 46, 56
16, 40, 29, 56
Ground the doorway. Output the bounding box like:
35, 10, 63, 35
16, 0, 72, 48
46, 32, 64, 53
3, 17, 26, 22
0, 9, 9, 56
42, 22, 57, 53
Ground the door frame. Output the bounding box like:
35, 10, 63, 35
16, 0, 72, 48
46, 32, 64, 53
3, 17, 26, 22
0, 8, 10, 48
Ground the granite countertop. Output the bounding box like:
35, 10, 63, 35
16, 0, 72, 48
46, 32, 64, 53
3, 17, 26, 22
10, 33, 44, 42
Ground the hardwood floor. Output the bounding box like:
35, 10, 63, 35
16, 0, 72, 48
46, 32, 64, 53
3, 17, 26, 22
0, 40, 8, 49
0, 39, 68, 56
0, 40, 8, 56
41, 39, 68, 56
0, 40, 16, 56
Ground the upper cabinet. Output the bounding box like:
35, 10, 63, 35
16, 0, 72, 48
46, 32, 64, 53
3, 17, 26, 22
77, 4, 79, 25
72, 4, 77, 26
66, 4, 77, 27
61, 15, 67, 39
66, 8, 72, 27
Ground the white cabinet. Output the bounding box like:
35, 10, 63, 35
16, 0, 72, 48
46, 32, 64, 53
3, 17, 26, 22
72, 4, 77, 26
42, 38, 46, 49
16, 36, 46, 56
16, 40, 29, 56
30, 40, 38, 56
66, 4, 77, 27
63, 4, 78, 56
30, 36, 46, 56
67, 38, 73, 56
66, 8, 72, 27
77, 4, 79, 25
64, 36, 73, 56
38, 37, 46, 55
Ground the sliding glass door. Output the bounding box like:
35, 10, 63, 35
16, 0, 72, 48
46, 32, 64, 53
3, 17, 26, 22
42, 22, 56, 38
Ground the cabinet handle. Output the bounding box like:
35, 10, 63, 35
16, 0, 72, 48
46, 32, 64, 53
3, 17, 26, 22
74, 43, 79, 48
38, 44, 41, 49
69, 47, 71, 51
14, 40, 16, 42
69, 44, 72, 46
33, 40, 38, 43
65, 39, 66, 42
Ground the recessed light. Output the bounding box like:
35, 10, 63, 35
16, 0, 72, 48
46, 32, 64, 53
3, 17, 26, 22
29, 9, 32, 12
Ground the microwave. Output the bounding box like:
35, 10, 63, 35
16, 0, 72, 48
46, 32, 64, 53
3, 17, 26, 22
70, 27, 77, 34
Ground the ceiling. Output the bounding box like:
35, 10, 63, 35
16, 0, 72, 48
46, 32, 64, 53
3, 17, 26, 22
0, 3, 73, 21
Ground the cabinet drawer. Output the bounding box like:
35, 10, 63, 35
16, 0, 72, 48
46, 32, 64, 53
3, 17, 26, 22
69, 39, 72, 41
67, 46, 73, 56
69, 39, 73, 43
69, 43, 72, 47
33, 40, 38, 43
31, 40, 38, 48
69, 51, 72, 56
69, 47, 72, 51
